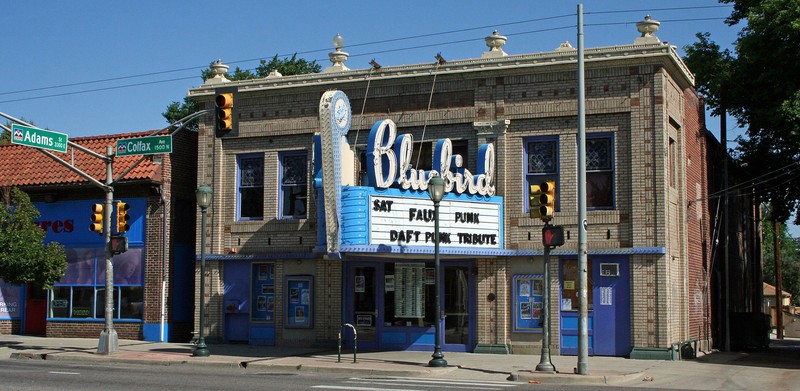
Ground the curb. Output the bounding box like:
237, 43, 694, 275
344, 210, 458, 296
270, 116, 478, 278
510, 369, 646, 385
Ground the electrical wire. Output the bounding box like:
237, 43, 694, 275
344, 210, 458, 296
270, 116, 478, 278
0, 6, 733, 104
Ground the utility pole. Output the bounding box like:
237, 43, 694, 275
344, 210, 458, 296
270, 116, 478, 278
773, 218, 784, 339
576, 3, 589, 375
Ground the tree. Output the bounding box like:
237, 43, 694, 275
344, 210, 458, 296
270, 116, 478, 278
683, 0, 800, 223
0, 187, 67, 288
163, 54, 321, 129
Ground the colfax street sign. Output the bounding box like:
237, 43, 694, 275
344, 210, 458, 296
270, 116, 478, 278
115, 135, 172, 157
11, 124, 68, 153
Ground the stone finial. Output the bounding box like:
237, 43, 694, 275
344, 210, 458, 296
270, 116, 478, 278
634, 15, 661, 44
482, 30, 508, 58
555, 41, 575, 52
324, 33, 350, 73
203, 59, 231, 85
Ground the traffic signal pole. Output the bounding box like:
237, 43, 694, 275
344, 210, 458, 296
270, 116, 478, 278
536, 238, 555, 372
97, 145, 118, 354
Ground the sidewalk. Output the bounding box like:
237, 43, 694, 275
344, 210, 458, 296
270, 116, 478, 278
2, 334, 799, 388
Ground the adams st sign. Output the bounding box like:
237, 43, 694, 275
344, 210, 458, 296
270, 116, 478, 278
11, 124, 68, 153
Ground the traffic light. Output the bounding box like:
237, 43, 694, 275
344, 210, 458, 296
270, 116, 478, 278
215, 92, 234, 132
529, 180, 556, 222
116, 201, 130, 233
90, 203, 104, 235
542, 225, 565, 247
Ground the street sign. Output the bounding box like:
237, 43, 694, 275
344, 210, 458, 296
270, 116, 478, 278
115, 135, 172, 157
11, 124, 68, 153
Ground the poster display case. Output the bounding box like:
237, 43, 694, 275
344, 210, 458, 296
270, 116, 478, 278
513, 274, 544, 332
285, 275, 313, 328
251, 263, 275, 322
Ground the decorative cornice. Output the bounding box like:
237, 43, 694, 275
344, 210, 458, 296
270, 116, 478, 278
187, 43, 694, 98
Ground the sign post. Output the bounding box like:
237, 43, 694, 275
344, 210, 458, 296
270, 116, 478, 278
11, 124, 68, 153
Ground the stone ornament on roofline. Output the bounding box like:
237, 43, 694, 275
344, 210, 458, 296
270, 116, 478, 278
203, 59, 231, 85
482, 31, 508, 58
324, 33, 350, 73
634, 15, 661, 45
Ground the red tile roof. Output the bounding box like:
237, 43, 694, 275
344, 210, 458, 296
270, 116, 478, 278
0, 131, 164, 187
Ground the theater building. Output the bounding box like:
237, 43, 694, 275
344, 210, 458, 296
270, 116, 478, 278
0, 130, 196, 342
186, 19, 722, 356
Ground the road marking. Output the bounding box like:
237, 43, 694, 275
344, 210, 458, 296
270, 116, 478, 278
349, 377, 517, 387
345, 380, 500, 390
312, 386, 423, 391
48, 371, 81, 375
313, 377, 518, 391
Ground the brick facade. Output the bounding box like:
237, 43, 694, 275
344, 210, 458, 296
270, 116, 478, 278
0, 130, 197, 342
188, 38, 720, 354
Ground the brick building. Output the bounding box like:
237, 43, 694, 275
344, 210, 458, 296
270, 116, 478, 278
0, 130, 197, 342
185, 19, 751, 356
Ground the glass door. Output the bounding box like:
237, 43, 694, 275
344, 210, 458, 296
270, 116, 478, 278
352, 266, 378, 344
443, 264, 473, 351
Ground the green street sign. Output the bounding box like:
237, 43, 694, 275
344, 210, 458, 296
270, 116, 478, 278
10, 124, 68, 153
115, 135, 172, 157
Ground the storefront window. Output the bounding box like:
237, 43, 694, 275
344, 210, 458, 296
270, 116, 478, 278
525, 137, 559, 212
279, 152, 307, 219
49, 247, 144, 320
586, 134, 614, 209
561, 259, 593, 311
382, 262, 436, 327
238, 154, 264, 220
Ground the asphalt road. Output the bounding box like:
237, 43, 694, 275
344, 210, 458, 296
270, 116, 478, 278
0, 359, 677, 391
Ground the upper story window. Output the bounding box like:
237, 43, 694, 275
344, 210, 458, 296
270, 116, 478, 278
237, 154, 264, 220
525, 137, 559, 212
586, 134, 614, 209
280, 151, 308, 219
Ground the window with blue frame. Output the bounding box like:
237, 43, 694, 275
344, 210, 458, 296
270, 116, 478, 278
586, 134, 614, 209
237, 154, 264, 220
49, 247, 144, 320
279, 151, 308, 219
525, 136, 559, 212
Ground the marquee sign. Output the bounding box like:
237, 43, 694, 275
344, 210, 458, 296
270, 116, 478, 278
366, 119, 495, 196
369, 195, 501, 249
315, 90, 503, 255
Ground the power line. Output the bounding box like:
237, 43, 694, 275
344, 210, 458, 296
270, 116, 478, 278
1, 7, 733, 104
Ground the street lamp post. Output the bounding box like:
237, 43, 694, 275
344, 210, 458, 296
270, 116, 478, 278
427, 175, 447, 368
194, 184, 212, 357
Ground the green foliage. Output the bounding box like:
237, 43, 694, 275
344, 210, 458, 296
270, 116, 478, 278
0, 129, 9, 144
167, 55, 321, 127
162, 97, 199, 131
0, 187, 67, 288
683, 0, 800, 223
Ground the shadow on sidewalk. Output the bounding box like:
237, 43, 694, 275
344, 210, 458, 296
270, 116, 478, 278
696, 338, 800, 369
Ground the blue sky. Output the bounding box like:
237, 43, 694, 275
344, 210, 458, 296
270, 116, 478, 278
1, 1, 740, 138
8, 2, 787, 232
